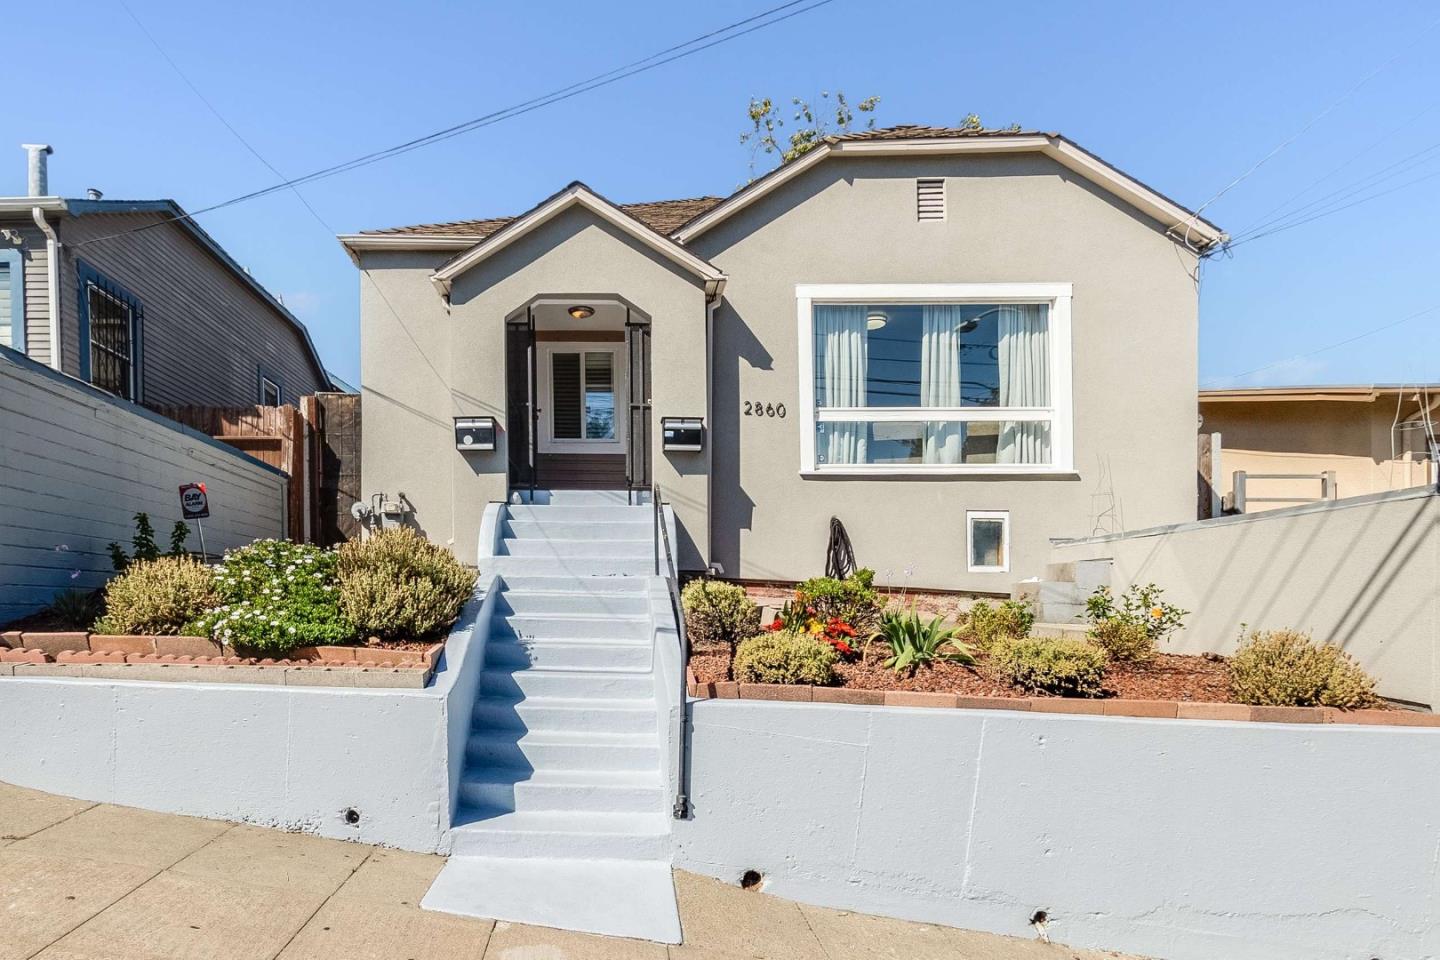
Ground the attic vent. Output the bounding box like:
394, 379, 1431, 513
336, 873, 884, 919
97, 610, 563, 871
916, 178, 945, 221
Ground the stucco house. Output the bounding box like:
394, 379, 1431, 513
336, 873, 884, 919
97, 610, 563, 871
1, 144, 333, 408
1200, 384, 1439, 512
341, 125, 1226, 590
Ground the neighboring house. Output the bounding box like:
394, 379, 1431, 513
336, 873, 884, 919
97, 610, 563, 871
340, 125, 1226, 589
1200, 385, 1439, 512
0, 144, 332, 408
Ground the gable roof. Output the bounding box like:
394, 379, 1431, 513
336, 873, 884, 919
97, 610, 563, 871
5, 197, 333, 389
428, 182, 726, 298
340, 125, 1227, 256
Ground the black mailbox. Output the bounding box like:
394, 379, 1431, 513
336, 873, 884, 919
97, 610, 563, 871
454, 416, 497, 451
661, 417, 704, 452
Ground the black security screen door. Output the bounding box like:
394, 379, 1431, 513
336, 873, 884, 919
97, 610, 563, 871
625, 309, 652, 494
506, 311, 537, 495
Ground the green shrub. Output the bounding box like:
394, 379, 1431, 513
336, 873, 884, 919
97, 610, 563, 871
878, 605, 975, 675
794, 568, 882, 633
191, 540, 352, 655
1088, 617, 1156, 663
733, 630, 838, 685
681, 580, 760, 653
45, 588, 102, 630
1085, 583, 1187, 646
337, 529, 476, 641
93, 557, 219, 635
992, 635, 1108, 697
962, 597, 1034, 649
1228, 629, 1378, 708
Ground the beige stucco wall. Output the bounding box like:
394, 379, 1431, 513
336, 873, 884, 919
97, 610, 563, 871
1202, 398, 1435, 511
1052, 488, 1440, 707
688, 153, 1200, 590
358, 206, 710, 565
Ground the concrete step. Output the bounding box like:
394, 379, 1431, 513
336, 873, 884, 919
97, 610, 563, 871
1044, 558, 1112, 595
421, 856, 680, 943
506, 505, 652, 523
458, 767, 664, 814
492, 614, 652, 643
487, 556, 655, 577
472, 696, 657, 735
479, 667, 654, 700
1013, 580, 1088, 606
495, 574, 649, 595
496, 591, 650, 617
1031, 621, 1093, 640
500, 538, 654, 560
503, 519, 651, 541
465, 730, 660, 772
449, 807, 670, 860
510, 490, 647, 507
485, 640, 652, 672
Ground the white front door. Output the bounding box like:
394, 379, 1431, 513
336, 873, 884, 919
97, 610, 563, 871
537, 343, 627, 454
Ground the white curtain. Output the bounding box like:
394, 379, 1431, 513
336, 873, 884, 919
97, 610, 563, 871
997, 304, 1050, 464
920, 304, 963, 463
816, 305, 868, 465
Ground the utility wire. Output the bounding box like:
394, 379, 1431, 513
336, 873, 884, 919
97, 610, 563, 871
1201, 301, 1440, 387
1225, 165, 1440, 250
1181, 11, 1440, 247
116, 0, 336, 235
75, 0, 836, 248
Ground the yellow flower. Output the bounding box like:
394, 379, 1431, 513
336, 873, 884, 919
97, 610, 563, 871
1150, 606, 1163, 619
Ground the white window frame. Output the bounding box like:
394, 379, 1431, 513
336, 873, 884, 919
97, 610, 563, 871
966, 510, 1010, 573
259, 375, 281, 406
537, 342, 626, 453
796, 282, 1074, 476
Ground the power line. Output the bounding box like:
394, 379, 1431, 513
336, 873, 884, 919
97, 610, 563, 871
117, 0, 336, 235
1225, 164, 1440, 250
1201, 301, 1440, 387
75, 0, 836, 249
1180, 11, 1440, 247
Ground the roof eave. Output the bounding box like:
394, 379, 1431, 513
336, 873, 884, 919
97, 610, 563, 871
429, 183, 726, 298
672, 134, 1227, 251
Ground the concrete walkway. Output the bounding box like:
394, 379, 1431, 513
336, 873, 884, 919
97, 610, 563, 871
0, 782, 1139, 960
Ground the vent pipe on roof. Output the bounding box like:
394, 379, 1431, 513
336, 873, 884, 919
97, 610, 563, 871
21, 144, 52, 197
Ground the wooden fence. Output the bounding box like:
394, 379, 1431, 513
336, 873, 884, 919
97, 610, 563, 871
152, 394, 360, 546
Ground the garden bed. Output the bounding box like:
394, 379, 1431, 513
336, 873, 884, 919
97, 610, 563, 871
692, 645, 1237, 703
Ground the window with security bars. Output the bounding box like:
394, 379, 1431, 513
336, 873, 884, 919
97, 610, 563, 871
86, 280, 138, 400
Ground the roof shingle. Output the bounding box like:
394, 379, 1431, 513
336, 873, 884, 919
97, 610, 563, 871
361, 195, 724, 239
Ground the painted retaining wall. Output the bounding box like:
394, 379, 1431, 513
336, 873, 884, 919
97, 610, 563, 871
675, 699, 1440, 960
1050, 486, 1440, 707
0, 577, 494, 853
0, 345, 288, 622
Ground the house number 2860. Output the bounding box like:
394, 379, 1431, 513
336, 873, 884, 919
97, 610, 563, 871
743, 401, 786, 418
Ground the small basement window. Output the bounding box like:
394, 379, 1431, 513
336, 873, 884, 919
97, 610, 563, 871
917, 178, 945, 221
967, 511, 1009, 573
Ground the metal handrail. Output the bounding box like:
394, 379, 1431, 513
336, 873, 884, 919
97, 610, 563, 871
652, 483, 691, 819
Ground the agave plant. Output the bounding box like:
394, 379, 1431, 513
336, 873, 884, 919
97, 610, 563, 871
879, 605, 975, 676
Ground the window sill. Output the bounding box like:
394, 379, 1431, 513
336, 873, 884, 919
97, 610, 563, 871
800, 467, 1078, 478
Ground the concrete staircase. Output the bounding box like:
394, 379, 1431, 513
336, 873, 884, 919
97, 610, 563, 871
421, 490, 680, 943
1012, 558, 1112, 634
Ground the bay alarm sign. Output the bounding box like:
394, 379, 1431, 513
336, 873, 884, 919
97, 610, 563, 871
179, 482, 210, 520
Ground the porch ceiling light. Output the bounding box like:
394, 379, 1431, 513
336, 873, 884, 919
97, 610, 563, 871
865, 311, 888, 331
568, 305, 595, 320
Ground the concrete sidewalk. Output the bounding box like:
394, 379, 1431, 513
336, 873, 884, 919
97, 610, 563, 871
0, 782, 1136, 959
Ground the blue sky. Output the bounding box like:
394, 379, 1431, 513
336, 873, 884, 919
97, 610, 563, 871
7, 0, 1439, 389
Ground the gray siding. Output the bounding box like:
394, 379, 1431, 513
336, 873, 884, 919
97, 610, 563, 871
56, 211, 328, 407
0, 217, 53, 366
0, 347, 287, 623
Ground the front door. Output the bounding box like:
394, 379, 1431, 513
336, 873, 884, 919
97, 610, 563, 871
533, 341, 628, 489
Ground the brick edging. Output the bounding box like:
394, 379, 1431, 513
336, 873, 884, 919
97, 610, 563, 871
684, 673, 1438, 728
0, 632, 443, 689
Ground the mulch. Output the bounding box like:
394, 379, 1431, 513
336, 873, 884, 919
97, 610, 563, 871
692, 644, 1239, 703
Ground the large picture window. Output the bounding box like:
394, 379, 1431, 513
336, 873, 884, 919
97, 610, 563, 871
797, 284, 1072, 474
